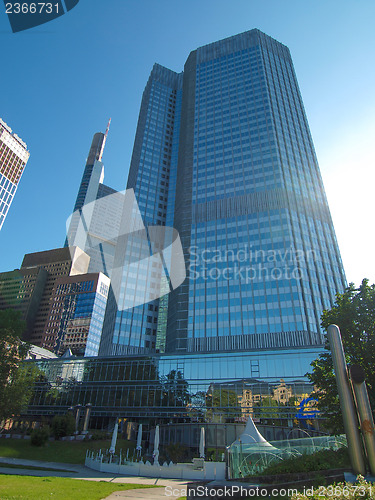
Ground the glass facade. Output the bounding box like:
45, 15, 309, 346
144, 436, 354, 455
100, 30, 345, 358
71, 132, 106, 215
167, 30, 346, 353
27, 348, 321, 427
100, 65, 184, 356
43, 272, 110, 357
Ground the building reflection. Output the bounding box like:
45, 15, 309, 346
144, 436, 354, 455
25, 348, 323, 443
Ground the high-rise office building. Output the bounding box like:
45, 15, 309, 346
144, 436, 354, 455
0, 118, 30, 230
43, 272, 110, 357
98, 65, 183, 356
0, 247, 90, 345
100, 29, 345, 357
167, 30, 347, 353
0, 267, 47, 339
20, 247, 90, 345
25, 30, 347, 437
65, 124, 124, 277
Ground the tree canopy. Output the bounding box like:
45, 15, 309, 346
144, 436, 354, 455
0, 309, 38, 423
307, 279, 375, 434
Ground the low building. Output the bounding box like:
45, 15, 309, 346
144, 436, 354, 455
26, 345, 58, 360
23, 348, 324, 444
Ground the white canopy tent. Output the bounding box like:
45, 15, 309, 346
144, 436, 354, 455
232, 416, 275, 448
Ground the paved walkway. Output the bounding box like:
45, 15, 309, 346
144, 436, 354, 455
102, 487, 187, 499
0, 457, 190, 499
3, 457, 373, 499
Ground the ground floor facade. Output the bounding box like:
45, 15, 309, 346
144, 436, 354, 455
23, 347, 325, 448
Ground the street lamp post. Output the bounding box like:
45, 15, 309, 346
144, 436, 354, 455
327, 325, 366, 475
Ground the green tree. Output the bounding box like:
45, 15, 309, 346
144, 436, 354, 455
30, 427, 50, 447
0, 309, 38, 423
307, 279, 375, 434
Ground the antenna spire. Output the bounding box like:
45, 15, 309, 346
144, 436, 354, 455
98, 118, 111, 161
105, 118, 111, 139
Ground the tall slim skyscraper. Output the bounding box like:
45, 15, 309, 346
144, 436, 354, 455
99, 29, 345, 359
0, 118, 30, 230
99, 65, 183, 356
66, 124, 124, 276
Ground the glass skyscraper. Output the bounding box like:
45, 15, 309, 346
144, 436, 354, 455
65, 128, 124, 276
99, 65, 183, 356
24, 29, 347, 438
100, 29, 345, 357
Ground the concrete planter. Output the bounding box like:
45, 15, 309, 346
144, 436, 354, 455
85, 456, 226, 480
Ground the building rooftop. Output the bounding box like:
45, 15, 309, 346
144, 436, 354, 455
26, 344, 58, 360
0, 117, 28, 150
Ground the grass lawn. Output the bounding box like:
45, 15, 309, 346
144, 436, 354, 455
0, 475, 155, 500
0, 463, 75, 472
0, 438, 134, 464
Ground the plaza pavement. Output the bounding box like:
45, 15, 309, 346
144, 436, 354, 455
1, 457, 374, 499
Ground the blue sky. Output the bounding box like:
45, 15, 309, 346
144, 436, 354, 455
1, 0, 374, 285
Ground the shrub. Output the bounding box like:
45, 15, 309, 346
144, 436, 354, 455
30, 427, 50, 447
90, 431, 109, 440
291, 475, 374, 499
51, 414, 76, 440
262, 447, 350, 475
